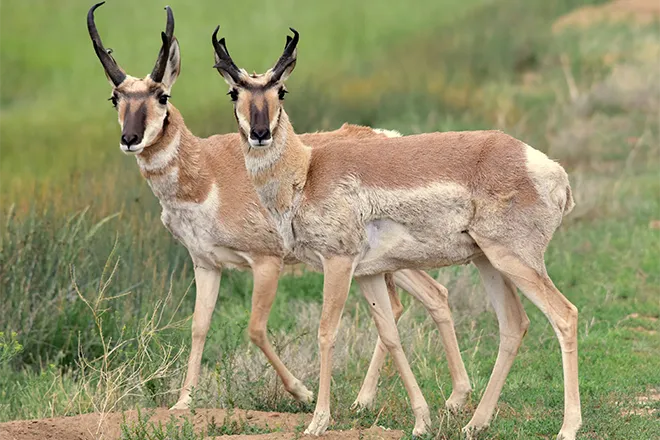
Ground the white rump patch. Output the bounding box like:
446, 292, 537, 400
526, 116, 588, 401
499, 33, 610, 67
524, 143, 571, 216
372, 128, 402, 138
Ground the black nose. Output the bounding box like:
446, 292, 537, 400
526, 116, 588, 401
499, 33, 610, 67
121, 133, 141, 147
250, 128, 271, 142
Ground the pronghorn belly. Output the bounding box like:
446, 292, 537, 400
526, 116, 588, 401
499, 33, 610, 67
354, 218, 480, 276
291, 181, 482, 275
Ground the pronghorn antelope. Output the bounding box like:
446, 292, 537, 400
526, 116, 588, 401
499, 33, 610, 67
212, 27, 581, 440
86, 2, 472, 414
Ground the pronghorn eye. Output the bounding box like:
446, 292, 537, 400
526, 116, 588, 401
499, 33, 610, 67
108, 95, 118, 108
278, 87, 288, 100
227, 89, 238, 102
158, 94, 170, 105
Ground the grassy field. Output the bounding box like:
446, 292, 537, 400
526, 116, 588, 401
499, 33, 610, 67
1, 0, 659, 439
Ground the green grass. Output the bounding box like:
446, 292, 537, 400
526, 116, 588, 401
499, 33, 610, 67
2, 0, 660, 439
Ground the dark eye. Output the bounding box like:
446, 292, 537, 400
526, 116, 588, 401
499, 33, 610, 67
158, 94, 170, 105
278, 87, 288, 100
227, 89, 238, 102
108, 95, 118, 108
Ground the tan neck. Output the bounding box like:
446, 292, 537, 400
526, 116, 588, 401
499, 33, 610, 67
242, 110, 311, 214
136, 106, 209, 205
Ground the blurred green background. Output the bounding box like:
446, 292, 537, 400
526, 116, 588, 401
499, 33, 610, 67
1, 0, 659, 438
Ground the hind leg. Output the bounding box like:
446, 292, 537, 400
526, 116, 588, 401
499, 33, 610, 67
356, 274, 431, 436
352, 273, 404, 410
393, 269, 472, 411
462, 255, 529, 436
469, 232, 581, 440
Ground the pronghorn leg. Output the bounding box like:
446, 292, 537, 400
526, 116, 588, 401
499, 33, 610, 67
352, 273, 403, 410
393, 269, 472, 411
356, 274, 431, 437
248, 256, 313, 402
461, 255, 529, 437
469, 233, 581, 440
305, 255, 354, 436
171, 266, 222, 410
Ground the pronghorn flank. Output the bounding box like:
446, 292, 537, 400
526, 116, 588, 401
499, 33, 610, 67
86, 2, 472, 415
212, 27, 580, 440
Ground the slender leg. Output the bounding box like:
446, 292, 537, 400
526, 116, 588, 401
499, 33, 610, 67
247, 256, 313, 402
352, 273, 403, 410
305, 255, 355, 436
462, 255, 529, 437
357, 274, 431, 436
171, 265, 222, 410
469, 233, 581, 440
394, 269, 472, 411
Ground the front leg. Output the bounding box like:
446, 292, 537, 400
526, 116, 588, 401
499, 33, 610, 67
248, 256, 313, 402
171, 265, 222, 410
305, 255, 355, 436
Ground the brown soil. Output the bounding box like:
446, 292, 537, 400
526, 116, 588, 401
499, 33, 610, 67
620, 388, 660, 417
553, 0, 660, 32
0, 409, 404, 440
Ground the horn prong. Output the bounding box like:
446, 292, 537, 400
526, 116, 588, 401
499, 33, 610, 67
151, 6, 176, 83
269, 27, 300, 83
211, 26, 243, 84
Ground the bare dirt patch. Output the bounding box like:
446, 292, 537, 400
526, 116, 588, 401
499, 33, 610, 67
0, 409, 403, 440
553, 0, 660, 32
620, 389, 660, 417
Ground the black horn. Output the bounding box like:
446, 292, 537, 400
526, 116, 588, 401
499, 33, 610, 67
211, 26, 243, 84
150, 6, 175, 83
87, 2, 126, 86
270, 28, 299, 82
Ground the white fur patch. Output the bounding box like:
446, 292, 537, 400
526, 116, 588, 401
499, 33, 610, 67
244, 132, 286, 176
236, 111, 252, 139
372, 128, 402, 138
147, 167, 180, 202
524, 143, 572, 218
137, 131, 181, 171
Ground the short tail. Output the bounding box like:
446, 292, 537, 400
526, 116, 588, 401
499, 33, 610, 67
549, 172, 575, 218
563, 185, 575, 216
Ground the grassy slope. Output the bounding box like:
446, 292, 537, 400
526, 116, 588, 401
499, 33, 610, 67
1, 0, 660, 439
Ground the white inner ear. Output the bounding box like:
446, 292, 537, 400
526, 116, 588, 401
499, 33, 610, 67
214, 53, 239, 88
278, 48, 297, 83
161, 39, 181, 91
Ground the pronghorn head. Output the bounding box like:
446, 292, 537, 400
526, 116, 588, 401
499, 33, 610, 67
87, 2, 181, 155
211, 26, 299, 149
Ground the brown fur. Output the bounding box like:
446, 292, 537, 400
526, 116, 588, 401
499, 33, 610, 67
305, 130, 539, 205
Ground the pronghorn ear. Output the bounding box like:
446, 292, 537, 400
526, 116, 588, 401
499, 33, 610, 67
160, 38, 181, 91
213, 50, 239, 87
276, 52, 296, 83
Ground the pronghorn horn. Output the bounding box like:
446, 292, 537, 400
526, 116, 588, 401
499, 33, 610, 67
270, 28, 299, 82
87, 2, 126, 86
211, 26, 243, 84
150, 5, 175, 83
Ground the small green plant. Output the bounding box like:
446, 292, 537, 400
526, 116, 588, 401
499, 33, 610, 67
120, 408, 203, 440
206, 411, 276, 436
0, 331, 22, 365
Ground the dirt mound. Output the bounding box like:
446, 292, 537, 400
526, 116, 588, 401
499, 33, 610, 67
0, 409, 403, 440
553, 0, 660, 32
